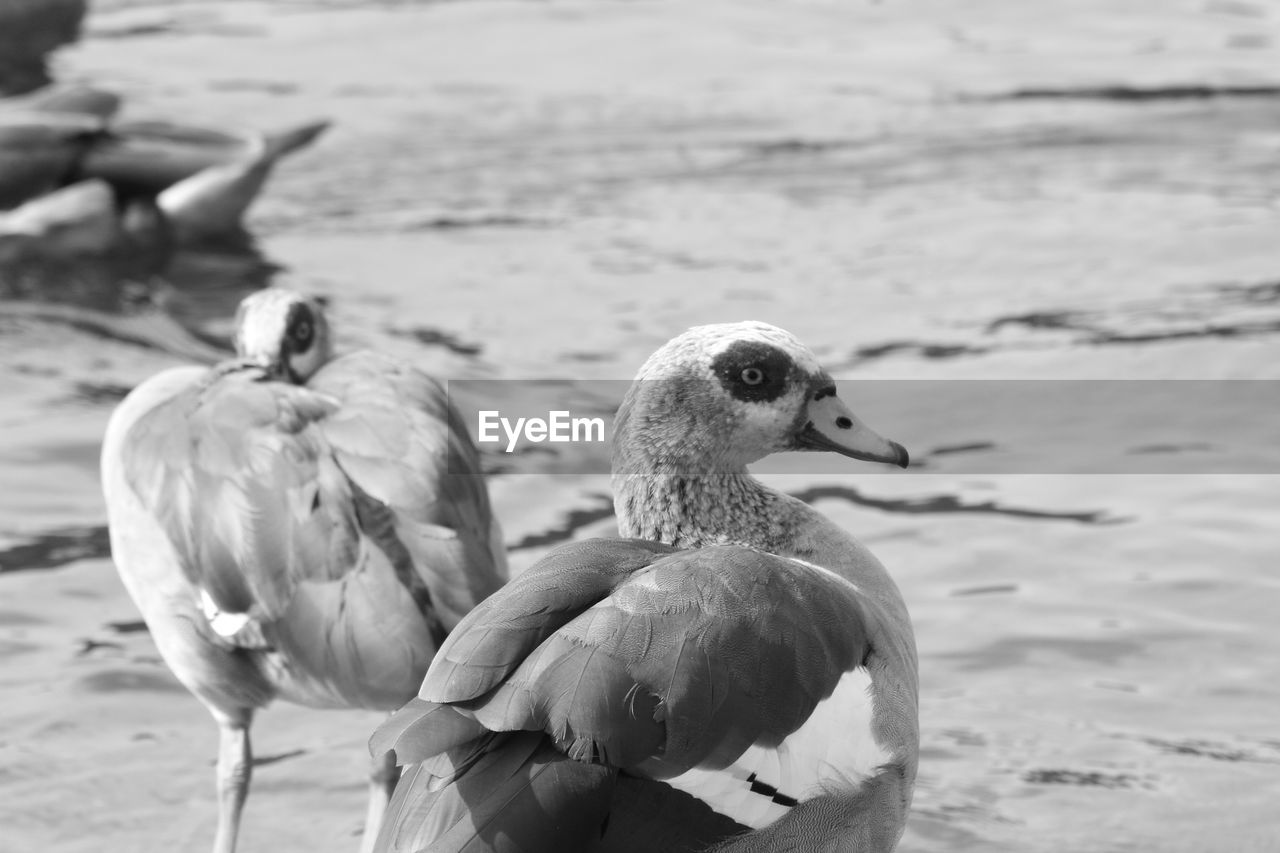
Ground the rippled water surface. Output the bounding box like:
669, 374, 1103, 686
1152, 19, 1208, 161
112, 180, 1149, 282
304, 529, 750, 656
2, 2, 1279, 851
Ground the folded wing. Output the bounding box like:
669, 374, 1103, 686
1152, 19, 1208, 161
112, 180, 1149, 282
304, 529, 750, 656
122, 354, 503, 710
372, 538, 873, 848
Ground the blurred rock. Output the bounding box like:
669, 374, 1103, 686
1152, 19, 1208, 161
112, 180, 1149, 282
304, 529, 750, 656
0, 0, 88, 95
0, 179, 174, 302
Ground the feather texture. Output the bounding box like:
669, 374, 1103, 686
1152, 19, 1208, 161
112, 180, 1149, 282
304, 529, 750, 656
376, 732, 616, 853
118, 351, 505, 711
373, 539, 874, 848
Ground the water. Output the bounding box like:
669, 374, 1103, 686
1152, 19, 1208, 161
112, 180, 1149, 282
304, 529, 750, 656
2, 1, 1279, 851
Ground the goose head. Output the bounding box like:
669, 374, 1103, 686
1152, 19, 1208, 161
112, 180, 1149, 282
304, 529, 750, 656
233, 287, 332, 383
614, 321, 908, 474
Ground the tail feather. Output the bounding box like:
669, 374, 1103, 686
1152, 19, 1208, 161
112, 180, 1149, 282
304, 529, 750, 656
371, 726, 749, 852
373, 732, 616, 853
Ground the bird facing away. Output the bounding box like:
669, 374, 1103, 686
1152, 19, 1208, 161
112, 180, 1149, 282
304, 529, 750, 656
371, 321, 918, 853
100, 288, 509, 853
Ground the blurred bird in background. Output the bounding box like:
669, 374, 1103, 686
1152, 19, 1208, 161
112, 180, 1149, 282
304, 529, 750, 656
2, 81, 329, 350
101, 288, 510, 853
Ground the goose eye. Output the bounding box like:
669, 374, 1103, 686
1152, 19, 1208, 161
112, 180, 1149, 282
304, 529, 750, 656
711, 340, 793, 403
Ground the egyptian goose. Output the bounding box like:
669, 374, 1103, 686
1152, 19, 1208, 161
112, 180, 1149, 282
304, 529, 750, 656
371, 321, 917, 852
100, 288, 508, 853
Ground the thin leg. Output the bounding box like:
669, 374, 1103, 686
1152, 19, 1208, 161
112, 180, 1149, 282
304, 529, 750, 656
359, 746, 401, 853
211, 708, 254, 853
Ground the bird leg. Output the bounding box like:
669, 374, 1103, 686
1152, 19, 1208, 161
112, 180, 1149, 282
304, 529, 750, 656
359, 745, 401, 853
211, 708, 254, 853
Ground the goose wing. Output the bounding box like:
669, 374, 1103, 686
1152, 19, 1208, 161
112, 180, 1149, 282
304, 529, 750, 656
121, 354, 500, 709
371, 537, 874, 850
308, 351, 508, 630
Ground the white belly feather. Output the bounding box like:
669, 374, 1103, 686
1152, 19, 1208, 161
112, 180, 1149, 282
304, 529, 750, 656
663, 666, 890, 828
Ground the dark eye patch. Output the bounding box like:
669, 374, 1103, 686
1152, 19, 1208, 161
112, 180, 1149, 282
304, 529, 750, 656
710, 340, 796, 403
285, 301, 315, 352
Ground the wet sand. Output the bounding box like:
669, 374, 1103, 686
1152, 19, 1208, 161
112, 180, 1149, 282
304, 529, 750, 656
2, 1, 1280, 851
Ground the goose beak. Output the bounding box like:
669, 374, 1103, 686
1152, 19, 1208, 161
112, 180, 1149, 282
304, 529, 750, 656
243, 349, 289, 382
267, 353, 298, 383
795, 387, 909, 468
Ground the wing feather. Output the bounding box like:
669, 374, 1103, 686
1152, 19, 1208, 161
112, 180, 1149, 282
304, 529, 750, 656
311, 352, 507, 630
122, 366, 350, 622
419, 539, 677, 704
374, 732, 616, 853
370, 697, 490, 766
121, 352, 506, 709
372, 538, 877, 849
386, 541, 870, 776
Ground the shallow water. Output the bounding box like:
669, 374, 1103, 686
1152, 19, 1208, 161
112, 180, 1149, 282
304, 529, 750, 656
2, 1, 1279, 851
